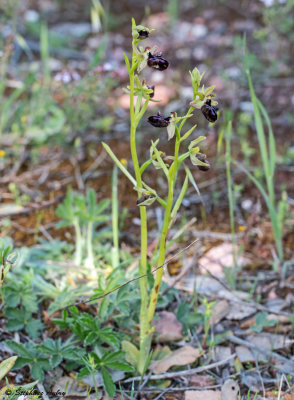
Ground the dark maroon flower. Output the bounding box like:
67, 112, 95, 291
161, 152, 173, 166
196, 153, 210, 171
148, 112, 171, 128
147, 52, 169, 71
138, 30, 149, 39
147, 85, 155, 98
201, 99, 218, 123
136, 194, 152, 206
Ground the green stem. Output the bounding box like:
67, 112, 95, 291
147, 135, 180, 323
225, 121, 237, 288
73, 218, 82, 265
91, 370, 99, 400
129, 55, 149, 375
86, 221, 95, 274
112, 165, 120, 268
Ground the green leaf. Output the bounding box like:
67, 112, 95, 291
95, 198, 110, 215
13, 357, 32, 369
101, 366, 116, 397
25, 318, 44, 339
185, 166, 201, 197
99, 297, 110, 319
106, 362, 133, 372
63, 347, 86, 361
37, 359, 51, 370
121, 341, 139, 367
180, 124, 197, 142
31, 363, 45, 382
78, 366, 91, 379
150, 141, 169, 177
102, 351, 124, 364
171, 174, 188, 220
5, 341, 32, 359
84, 332, 98, 346
39, 338, 57, 352
5, 292, 20, 307
6, 319, 25, 331
99, 332, 120, 349
51, 354, 63, 368
102, 143, 137, 186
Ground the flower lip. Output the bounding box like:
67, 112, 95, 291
138, 30, 149, 39
147, 85, 155, 98
201, 99, 218, 123
136, 194, 152, 206
148, 112, 171, 128
147, 52, 169, 71
161, 152, 173, 166
196, 153, 210, 171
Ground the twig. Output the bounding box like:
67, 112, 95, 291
123, 354, 236, 382
37, 383, 50, 400
153, 386, 174, 400
123, 384, 222, 394
60, 239, 199, 310
82, 149, 107, 180
0, 195, 65, 217
70, 156, 85, 191
226, 333, 294, 367
135, 371, 152, 399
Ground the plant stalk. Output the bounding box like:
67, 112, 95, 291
129, 56, 149, 375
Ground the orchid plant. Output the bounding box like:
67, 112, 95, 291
102, 18, 218, 374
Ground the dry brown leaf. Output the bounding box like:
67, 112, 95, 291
198, 242, 249, 276
185, 390, 221, 400
209, 300, 230, 325
189, 374, 215, 386
212, 346, 232, 364
226, 302, 256, 320
154, 311, 183, 342
236, 333, 293, 363
149, 345, 201, 374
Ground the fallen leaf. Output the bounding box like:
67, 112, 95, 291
149, 345, 201, 374
185, 390, 221, 400
52, 377, 89, 397
154, 311, 183, 342
236, 333, 293, 363
226, 302, 256, 320
198, 242, 249, 277
209, 300, 230, 325
189, 374, 215, 386
212, 346, 232, 364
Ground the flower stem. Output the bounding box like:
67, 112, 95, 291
73, 218, 82, 265
148, 135, 181, 323
129, 55, 150, 375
